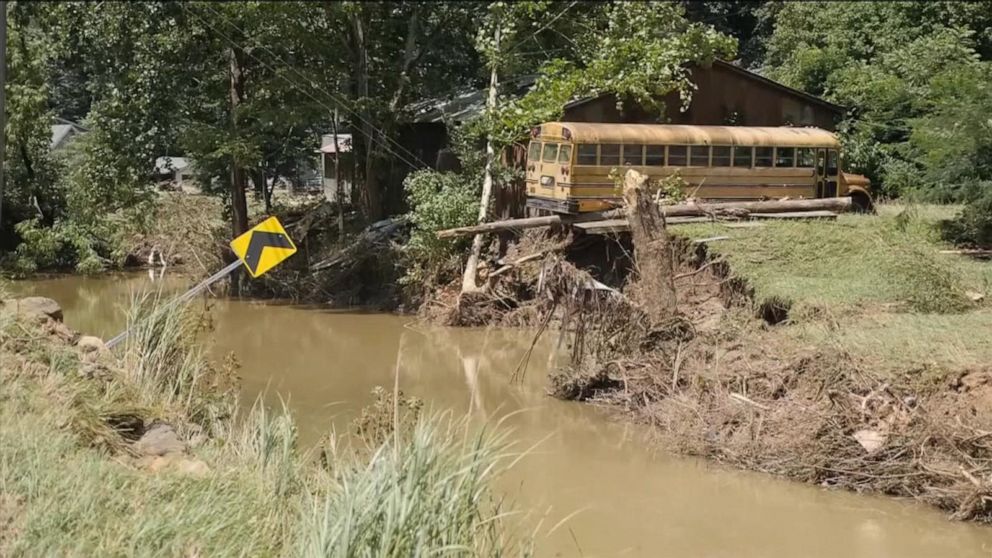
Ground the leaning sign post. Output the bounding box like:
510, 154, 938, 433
105, 216, 297, 349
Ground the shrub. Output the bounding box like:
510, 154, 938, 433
940, 187, 992, 249
402, 169, 480, 286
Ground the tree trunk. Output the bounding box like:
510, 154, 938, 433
436, 196, 855, 239
333, 108, 344, 236
228, 45, 249, 293
350, 10, 382, 222
622, 169, 677, 319
460, 27, 501, 294
228, 46, 249, 236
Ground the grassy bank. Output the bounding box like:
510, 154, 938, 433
680, 204, 991, 316
0, 292, 529, 556
679, 203, 992, 377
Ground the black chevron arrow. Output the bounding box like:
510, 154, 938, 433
242, 231, 294, 275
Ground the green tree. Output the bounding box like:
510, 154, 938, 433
762, 1, 992, 199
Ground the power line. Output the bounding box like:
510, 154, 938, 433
504, 1, 579, 55
183, 2, 429, 170
189, 2, 426, 169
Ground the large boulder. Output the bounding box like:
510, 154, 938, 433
76, 335, 106, 354
8, 297, 63, 322
135, 423, 186, 457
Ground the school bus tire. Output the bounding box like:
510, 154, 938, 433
848, 188, 875, 214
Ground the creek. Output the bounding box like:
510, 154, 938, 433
11, 271, 992, 557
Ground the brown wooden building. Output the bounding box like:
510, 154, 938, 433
399, 59, 844, 217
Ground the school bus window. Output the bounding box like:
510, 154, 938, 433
755, 146, 774, 167
558, 144, 572, 163
797, 148, 815, 167
826, 150, 838, 174
645, 145, 665, 166
577, 144, 597, 165
733, 146, 753, 167
668, 145, 688, 166
775, 147, 795, 167
528, 141, 541, 161
690, 145, 710, 167
622, 144, 644, 165
542, 142, 559, 163
600, 144, 620, 166
712, 146, 732, 167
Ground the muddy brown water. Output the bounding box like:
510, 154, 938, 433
11, 271, 992, 557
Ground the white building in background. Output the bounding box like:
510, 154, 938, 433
154, 156, 197, 190
317, 133, 352, 203
50, 117, 87, 151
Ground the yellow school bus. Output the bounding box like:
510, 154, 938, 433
525, 122, 872, 214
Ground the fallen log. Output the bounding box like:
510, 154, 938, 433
436, 197, 853, 239
310, 216, 409, 272
748, 210, 838, 220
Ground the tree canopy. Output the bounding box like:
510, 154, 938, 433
2, 0, 990, 271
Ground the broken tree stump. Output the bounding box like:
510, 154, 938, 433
622, 169, 677, 319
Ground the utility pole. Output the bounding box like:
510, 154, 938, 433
0, 1, 7, 231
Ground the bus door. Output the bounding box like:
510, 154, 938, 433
815, 149, 827, 198
825, 150, 839, 197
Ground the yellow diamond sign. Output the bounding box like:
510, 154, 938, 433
230, 216, 297, 278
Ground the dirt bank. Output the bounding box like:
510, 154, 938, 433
428, 201, 992, 523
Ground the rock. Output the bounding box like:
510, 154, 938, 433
135, 423, 186, 457
142, 455, 210, 477
11, 297, 63, 322
76, 335, 106, 354
175, 458, 210, 477
79, 361, 114, 381
853, 429, 887, 454
44, 319, 79, 344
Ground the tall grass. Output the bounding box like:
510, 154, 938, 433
1, 290, 532, 556
298, 415, 528, 557
120, 290, 236, 433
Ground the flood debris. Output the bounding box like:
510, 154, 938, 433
428, 169, 992, 524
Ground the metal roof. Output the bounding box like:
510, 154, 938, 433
50, 118, 88, 150
544, 122, 841, 148
318, 133, 352, 154
154, 156, 194, 174
409, 76, 539, 124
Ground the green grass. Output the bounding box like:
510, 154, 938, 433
679, 203, 992, 315
780, 308, 992, 378
0, 297, 530, 557
677, 203, 992, 378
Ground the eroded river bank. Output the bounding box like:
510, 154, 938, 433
12, 271, 992, 558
